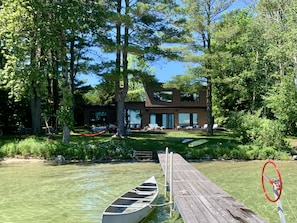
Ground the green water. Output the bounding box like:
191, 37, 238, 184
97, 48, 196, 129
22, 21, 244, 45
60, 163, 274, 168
0, 161, 182, 223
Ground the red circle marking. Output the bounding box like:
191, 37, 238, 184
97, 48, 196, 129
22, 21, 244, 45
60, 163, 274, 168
261, 160, 282, 202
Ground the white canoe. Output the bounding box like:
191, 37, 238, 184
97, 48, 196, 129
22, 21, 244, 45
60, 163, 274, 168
102, 176, 158, 223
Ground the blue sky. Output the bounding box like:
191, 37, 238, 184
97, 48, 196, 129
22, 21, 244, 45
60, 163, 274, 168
80, 0, 251, 86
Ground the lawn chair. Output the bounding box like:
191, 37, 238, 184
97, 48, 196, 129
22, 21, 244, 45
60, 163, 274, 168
148, 123, 164, 130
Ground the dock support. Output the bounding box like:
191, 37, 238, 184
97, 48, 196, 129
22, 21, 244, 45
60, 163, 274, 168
169, 151, 173, 217
164, 147, 168, 197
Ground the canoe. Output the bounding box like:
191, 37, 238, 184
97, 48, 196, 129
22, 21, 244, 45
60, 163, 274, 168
102, 176, 158, 223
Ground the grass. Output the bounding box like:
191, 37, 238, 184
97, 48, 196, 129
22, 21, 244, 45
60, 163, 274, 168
0, 129, 292, 160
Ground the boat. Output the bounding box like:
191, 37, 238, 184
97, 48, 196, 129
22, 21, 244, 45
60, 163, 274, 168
102, 176, 158, 223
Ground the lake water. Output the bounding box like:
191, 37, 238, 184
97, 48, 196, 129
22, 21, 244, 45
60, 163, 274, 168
0, 160, 183, 223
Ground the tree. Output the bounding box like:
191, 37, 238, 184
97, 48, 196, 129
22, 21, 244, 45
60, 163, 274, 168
210, 8, 270, 123
0, 0, 105, 141
0, 0, 49, 134
164, 73, 204, 93
257, 0, 297, 134
83, 80, 115, 105
179, 0, 235, 135
95, 0, 180, 137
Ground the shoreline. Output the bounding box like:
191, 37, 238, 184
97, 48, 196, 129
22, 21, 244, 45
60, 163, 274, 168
0, 157, 46, 164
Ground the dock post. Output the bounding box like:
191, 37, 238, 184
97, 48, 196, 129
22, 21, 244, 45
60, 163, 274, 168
169, 152, 173, 217
164, 147, 168, 197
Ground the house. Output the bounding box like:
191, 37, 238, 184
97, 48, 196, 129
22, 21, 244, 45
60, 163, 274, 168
142, 85, 207, 129
83, 85, 207, 130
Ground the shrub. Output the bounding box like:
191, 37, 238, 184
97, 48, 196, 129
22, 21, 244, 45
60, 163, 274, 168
46, 139, 134, 161
257, 147, 277, 160
227, 111, 289, 150
98, 140, 133, 160
1, 142, 18, 157
0, 138, 57, 159
16, 138, 50, 158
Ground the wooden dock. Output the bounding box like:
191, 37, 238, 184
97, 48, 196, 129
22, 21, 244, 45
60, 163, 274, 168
158, 152, 267, 223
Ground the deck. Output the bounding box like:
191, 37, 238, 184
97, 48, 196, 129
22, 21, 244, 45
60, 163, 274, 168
158, 152, 267, 223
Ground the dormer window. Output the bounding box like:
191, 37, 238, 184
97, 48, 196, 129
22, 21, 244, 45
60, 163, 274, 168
180, 92, 200, 102
153, 91, 173, 103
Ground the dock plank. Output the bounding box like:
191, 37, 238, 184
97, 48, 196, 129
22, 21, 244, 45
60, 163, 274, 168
158, 152, 267, 223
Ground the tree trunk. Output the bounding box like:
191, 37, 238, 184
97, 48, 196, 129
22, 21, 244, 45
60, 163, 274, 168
114, 0, 126, 137
116, 95, 126, 137
30, 46, 42, 135
52, 50, 60, 116
62, 124, 71, 143
206, 77, 213, 135
60, 32, 72, 143
69, 36, 76, 123
31, 96, 41, 134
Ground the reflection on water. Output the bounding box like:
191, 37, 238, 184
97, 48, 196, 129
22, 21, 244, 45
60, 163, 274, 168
0, 161, 183, 223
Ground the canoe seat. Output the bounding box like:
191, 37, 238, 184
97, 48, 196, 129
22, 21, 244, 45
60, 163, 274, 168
130, 189, 154, 196
110, 204, 147, 208
137, 185, 157, 189
120, 197, 152, 202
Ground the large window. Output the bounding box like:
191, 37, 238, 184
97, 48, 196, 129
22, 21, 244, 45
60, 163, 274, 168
178, 113, 198, 127
162, 114, 174, 129
178, 113, 190, 127
150, 113, 174, 129
180, 92, 200, 102
153, 91, 173, 103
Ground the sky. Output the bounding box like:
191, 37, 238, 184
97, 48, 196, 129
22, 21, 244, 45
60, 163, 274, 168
80, 0, 252, 86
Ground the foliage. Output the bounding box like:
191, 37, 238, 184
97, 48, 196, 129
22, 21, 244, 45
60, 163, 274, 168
94, 0, 181, 136
163, 74, 204, 94
53, 140, 133, 161
0, 130, 294, 161
0, 0, 104, 137
0, 137, 52, 158
2, 0, 297, 141
211, 9, 268, 120
226, 111, 289, 151
172, 0, 236, 135
83, 80, 115, 105
0, 137, 133, 161
265, 75, 297, 135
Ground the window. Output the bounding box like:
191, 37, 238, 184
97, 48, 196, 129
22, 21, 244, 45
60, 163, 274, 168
192, 113, 198, 125
178, 113, 198, 128
162, 114, 174, 129
149, 113, 174, 129
89, 111, 108, 125
180, 92, 200, 102
153, 91, 173, 103
178, 113, 190, 127
126, 109, 142, 129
